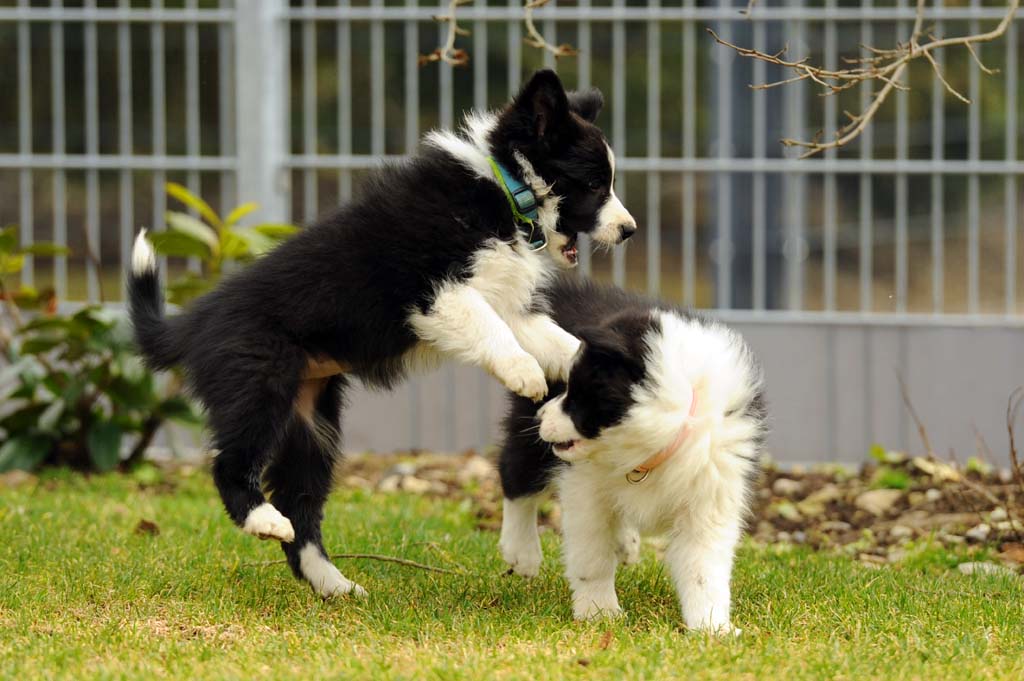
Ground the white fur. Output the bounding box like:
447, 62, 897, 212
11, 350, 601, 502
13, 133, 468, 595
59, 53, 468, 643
409, 236, 571, 401
507, 314, 581, 381
499, 495, 543, 577
591, 144, 636, 246
298, 543, 368, 599
535, 309, 762, 632
131, 230, 156, 274
242, 503, 295, 542
536, 395, 584, 456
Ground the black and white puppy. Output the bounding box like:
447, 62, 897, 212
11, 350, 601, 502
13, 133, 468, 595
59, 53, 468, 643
498, 278, 765, 633
127, 70, 636, 599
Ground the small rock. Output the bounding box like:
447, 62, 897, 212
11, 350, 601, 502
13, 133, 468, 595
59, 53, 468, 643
820, 520, 853, 532
858, 553, 887, 568
924, 488, 943, 503
855, 489, 903, 516
889, 525, 914, 540
939, 532, 966, 544
400, 476, 433, 494
907, 492, 925, 507
994, 521, 1015, 532
792, 530, 807, 544
456, 455, 493, 485
776, 531, 792, 543
343, 475, 372, 490
888, 548, 907, 563
797, 483, 843, 517
377, 476, 402, 493
384, 462, 419, 478
997, 469, 1014, 484
912, 457, 960, 482
773, 501, 802, 522
957, 562, 1017, 577
772, 478, 804, 498
965, 523, 991, 542
998, 543, 1024, 564
989, 507, 1008, 522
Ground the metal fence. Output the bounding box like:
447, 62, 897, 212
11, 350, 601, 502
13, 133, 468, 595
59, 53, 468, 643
1, 0, 1022, 464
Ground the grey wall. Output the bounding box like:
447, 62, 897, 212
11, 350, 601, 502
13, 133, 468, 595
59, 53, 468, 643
340, 317, 1024, 467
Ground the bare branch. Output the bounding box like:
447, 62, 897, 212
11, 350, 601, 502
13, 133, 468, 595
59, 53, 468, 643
708, 0, 1020, 157
523, 0, 578, 59
419, 0, 473, 67
248, 553, 467, 575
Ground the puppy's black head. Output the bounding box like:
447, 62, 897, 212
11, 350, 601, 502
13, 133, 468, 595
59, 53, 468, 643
560, 312, 655, 439
489, 70, 637, 266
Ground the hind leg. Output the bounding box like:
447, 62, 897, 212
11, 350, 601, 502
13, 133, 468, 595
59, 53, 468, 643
265, 376, 367, 598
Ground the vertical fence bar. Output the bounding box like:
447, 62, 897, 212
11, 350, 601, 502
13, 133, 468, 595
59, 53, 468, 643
508, 0, 521, 93
1005, 19, 1018, 315
577, 0, 593, 276
931, 2, 945, 313
647, 2, 661, 296
784, 0, 805, 311
302, 0, 318, 221
682, 0, 695, 306
859, 1, 874, 313
17, 0, 33, 286
823, 0, 837, 312
611, 0, 626, 287
51, 0, 67, 298
152, 0, 167, 272
894, 0, 908, 312
186, 0, 201, 272
118, 0, 134, 299
218, 0, 236, 212
440, 0, 456, 452
751, 18, 766, 313
405, 0, 420, 450
371, 0, 385, 157
474, 5, 490, 450
714, 0, 731, 309
339, 0, 353, 202
967, 0, 980, 313
543, 0, 556, 70
236, 0, 289, 222
84, 0, 100, 302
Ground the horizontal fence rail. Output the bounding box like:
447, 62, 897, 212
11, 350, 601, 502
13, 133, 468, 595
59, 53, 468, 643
1, 0, 1022, 464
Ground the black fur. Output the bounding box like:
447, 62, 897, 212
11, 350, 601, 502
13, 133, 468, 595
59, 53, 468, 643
126, 70, 621, 595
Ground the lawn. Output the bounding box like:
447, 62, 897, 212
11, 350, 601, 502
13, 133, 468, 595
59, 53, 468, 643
1, 467, 1022, 680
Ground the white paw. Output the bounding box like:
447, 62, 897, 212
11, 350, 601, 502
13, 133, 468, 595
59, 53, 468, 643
299, 544, 369, 599
572, 584, 622, 621
496, 354, 548, 402
242, 503, 295, 542
616, 527, 641, 565
500, 537, 542, 578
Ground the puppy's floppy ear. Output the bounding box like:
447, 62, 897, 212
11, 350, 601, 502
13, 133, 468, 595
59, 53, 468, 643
567, 88, 604, 123
577, 325, 646, 382
513, 69, 570, 141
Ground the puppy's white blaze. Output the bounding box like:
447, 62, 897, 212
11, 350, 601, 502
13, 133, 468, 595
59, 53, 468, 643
131, 230, 156, 274
537, 395, 584, 459
242, 503, 295, 542
590, 142, 636, 245
298, 543, 368, 598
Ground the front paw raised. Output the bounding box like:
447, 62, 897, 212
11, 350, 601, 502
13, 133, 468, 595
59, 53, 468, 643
495, 354, 548, 402
549, 335, 581, 382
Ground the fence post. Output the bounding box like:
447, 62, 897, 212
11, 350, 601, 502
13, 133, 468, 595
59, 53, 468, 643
235, 0, 289, 221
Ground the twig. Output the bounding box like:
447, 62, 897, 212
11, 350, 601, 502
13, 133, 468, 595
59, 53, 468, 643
247, 553, 466, 575
419, 0, 473, 67
896, 371, 935, 459
523, 0, 577, 58
1007, 388, 1024, 493
708, 0, 1020, 157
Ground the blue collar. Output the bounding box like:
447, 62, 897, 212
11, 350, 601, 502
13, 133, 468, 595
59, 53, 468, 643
487, 157, 546, 251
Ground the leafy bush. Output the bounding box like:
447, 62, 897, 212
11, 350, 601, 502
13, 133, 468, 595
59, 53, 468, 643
0, 186, 299, 473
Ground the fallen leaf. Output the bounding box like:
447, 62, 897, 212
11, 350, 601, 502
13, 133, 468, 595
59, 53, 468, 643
134, 519, 160, 536
998, 543, 1024, 564
599, 630, 614, 650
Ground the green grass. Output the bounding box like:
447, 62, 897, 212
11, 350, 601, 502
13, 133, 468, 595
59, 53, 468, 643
1, 470, 1022, 680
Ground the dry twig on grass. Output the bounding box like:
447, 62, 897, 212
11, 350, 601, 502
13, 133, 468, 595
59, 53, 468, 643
248, 553, 467, 575
420, 0, 576, 67
709, 0, 1020, 158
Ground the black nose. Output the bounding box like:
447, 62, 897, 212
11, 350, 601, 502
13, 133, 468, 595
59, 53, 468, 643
618, 223, 637, 242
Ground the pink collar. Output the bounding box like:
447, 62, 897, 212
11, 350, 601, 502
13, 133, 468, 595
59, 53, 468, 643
626, 387, 698, 484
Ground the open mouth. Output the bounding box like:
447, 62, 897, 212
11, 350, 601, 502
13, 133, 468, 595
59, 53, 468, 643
552, 439, 580, 455
560, 234, 579, 266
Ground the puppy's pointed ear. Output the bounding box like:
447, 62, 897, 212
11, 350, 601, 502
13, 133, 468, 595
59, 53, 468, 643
513, 69, 570, 141
567, 88, 604, 123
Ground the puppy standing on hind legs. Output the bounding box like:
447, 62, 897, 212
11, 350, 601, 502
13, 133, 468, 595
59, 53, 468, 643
497, 278, 765, 633
127, 69, 636, 599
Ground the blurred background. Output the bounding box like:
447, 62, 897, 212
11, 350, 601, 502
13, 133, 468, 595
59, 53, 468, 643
0, 0, 1021, 465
